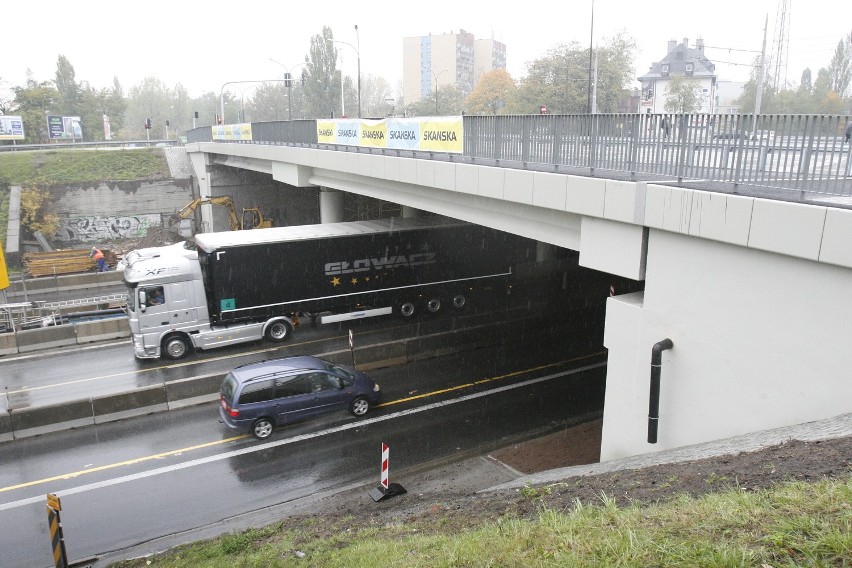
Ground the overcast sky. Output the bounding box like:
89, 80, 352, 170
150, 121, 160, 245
2, 0, 848, 101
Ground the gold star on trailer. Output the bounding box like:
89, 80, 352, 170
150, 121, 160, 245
330, 276, 341, 286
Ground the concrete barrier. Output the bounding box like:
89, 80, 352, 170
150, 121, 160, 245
0, 332, 18, 356
15, 325, 78, 352
0, 411, 11, 443
165, 373, 224, 410
10, 399, 95, 439
92, 385, 169, 424
74, 317, 130, 344
6, 270, 124, 299
0, 320, 564, 442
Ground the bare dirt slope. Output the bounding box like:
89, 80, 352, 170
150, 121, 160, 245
294, 418, 851, 535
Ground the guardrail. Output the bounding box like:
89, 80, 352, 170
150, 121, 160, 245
187, 113, 852, 201
0, 139, 179, 152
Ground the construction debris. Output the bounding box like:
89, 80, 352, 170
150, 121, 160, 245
21, 249, 117, 277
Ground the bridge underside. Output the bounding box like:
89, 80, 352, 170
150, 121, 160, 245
187, 142, 852, 462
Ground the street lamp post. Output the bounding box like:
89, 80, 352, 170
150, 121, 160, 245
269, 59, 307, 121
354, 25, 361, 119
219, 79, 288, 124
425, 67, 449, 115
328, 33, 361, 118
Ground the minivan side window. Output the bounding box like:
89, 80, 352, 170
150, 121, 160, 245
275, 376, 313, 398
238, 379, 275, 404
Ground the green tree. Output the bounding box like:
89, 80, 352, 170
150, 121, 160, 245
12, 73, 58, 143
303, 26, 340, 118
511, 31, 636, 114
54, 55, 81, 117
663, 75, 704, 112
124, 77, 171, 139
827, 32, 852, 97
465, 69, 516, 115
360, 74, 394, 118
246, 82, 290, 122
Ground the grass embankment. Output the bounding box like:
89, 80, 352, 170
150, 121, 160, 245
112, 477, 850, 567
0, 148, 170, 186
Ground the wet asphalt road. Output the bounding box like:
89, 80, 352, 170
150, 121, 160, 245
0, 332, 607, 567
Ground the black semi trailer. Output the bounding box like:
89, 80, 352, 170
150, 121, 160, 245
124, 216, 533, 359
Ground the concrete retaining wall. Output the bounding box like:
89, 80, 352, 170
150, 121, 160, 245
1, 316, 545, 441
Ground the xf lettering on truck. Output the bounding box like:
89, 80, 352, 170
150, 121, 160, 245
324, 252, 437, 276
143, 266, 181, 276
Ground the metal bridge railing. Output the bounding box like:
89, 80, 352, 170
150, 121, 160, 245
187, 113, 852, 201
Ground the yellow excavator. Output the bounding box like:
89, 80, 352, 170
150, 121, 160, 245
174, 196, 273, 231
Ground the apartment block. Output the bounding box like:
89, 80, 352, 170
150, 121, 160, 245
403, 30, 506, 106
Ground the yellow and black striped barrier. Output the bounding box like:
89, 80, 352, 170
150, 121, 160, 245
46, 493, 68, 568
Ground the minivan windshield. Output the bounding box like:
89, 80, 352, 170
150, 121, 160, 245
321, 359, 357, 380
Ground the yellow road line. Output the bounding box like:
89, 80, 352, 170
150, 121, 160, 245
0, 435, 248, 494
376, 351, 604, 407
1, 350, 605, 494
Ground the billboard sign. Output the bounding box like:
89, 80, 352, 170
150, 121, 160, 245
47, 115, 83, 140
0, 116, 25, 140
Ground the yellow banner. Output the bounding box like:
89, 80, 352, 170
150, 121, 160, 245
359, 121, 388, 148
316, 121, 336, 144
419, 119, 463, 153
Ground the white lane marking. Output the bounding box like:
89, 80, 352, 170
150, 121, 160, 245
0, 362, 604, 512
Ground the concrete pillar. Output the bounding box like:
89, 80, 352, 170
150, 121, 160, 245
536, 241, 555, 262
320, 188, 345, 223
402, 206, 422, 218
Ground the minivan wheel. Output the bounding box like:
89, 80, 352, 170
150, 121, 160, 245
251, 418, 274, 439
350, 396, 370, 416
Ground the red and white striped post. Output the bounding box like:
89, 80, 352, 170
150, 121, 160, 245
380, 442, 390, 489
369, 442, 406, 502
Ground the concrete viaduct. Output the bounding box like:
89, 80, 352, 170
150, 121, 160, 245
185, 136, 851, 462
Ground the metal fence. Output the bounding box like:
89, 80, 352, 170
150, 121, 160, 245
187, 113, 852, 201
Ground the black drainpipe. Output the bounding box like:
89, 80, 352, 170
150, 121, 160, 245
647, 338, 674, 444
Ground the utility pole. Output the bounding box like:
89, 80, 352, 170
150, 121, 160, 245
752, 14, 768, 140
587, 0, 595, 114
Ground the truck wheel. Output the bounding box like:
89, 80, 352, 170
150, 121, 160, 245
350, 396, 370, 416
426, 297, 442, 314
162, 335, 190, 360
452, 294, 467, 310
397, 301, 416, 319
265, 320, 293, 343
251, 418, 274, 439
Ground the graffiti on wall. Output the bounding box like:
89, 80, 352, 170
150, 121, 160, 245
57, 215, 163, 242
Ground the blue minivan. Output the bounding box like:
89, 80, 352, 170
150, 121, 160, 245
219, 355, 381, 439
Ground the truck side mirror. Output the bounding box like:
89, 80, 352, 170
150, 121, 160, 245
139, 290, 147, 312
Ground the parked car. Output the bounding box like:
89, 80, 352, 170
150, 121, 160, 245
219, 355, 381, 439
713, 130, 751, 140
